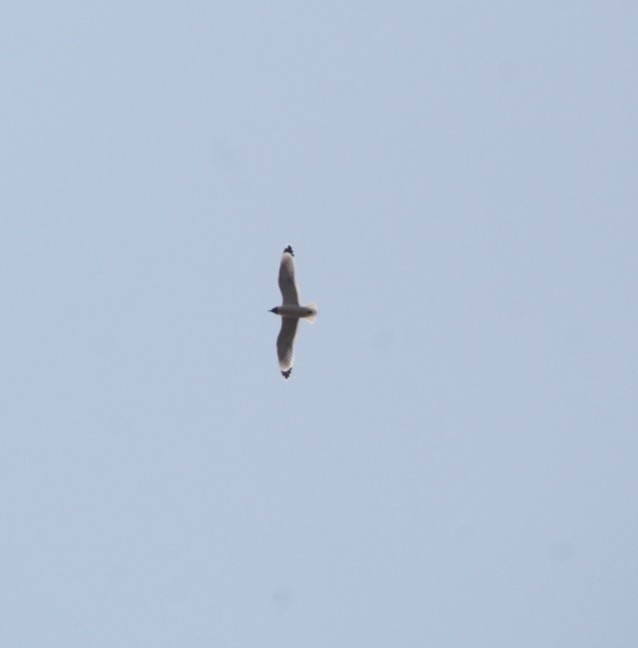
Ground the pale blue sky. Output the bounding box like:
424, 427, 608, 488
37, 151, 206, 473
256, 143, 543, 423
1, 2, 637, 647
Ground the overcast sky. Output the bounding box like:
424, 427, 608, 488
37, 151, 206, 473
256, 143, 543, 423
1, 2, 637, 647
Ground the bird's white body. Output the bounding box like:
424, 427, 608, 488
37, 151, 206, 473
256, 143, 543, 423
271, 304, 318, 322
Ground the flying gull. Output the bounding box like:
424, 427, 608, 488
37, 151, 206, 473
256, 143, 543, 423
269, 245, 317, 379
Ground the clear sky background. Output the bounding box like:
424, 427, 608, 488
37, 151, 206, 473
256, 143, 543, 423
1, 2, 637, 647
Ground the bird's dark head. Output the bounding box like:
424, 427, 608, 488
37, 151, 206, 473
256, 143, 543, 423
269, 307, 279, 314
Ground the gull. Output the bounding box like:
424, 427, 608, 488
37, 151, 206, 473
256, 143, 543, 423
269, 245, 318, 379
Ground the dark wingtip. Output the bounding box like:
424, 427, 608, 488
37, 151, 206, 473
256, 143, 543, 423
283, 245, 294, 256
281, 368, 292, 379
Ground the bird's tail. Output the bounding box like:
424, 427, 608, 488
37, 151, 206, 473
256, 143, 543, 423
304, 302, 318, 324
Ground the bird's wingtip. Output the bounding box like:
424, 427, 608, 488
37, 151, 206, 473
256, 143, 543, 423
283, 245, 294, 256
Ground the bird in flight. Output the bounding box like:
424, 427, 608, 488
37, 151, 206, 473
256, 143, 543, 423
269, 245, 318, 379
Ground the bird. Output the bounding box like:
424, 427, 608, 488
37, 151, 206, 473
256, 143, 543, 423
269, 245, 317, 379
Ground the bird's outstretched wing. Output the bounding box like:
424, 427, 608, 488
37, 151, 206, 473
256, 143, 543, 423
278, 245, 299, 305
276, 316, 299, 379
